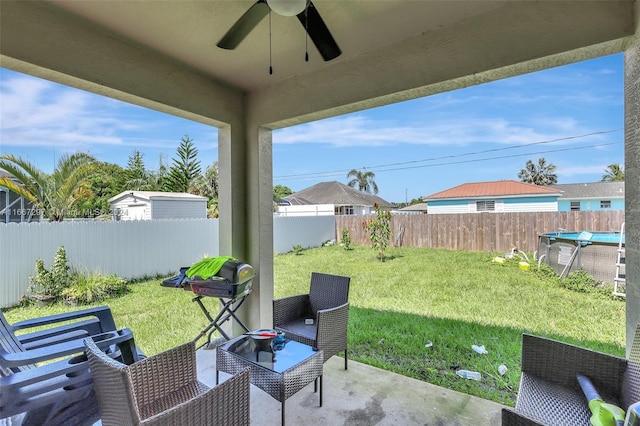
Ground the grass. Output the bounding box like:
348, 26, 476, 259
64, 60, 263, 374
3, 244, 625, 407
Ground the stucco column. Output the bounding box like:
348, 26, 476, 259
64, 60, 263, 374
218, 121, 274, 335
625, 7, 640, 356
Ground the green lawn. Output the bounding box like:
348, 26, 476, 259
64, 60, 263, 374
3, 244, 625, 406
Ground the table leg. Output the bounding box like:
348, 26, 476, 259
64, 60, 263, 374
281, 400, 285, 426
319, 375, 323, 407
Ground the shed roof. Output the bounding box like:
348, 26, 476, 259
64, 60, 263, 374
108, 190, 207, 203
424, 180, 561, 200
549, 182, 624, 199
285, 181, 393, 207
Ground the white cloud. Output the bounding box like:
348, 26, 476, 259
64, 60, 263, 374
0, 74, 151, 149
273, 114, 608, 148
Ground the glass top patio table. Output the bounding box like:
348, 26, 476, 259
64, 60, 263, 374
216, 334, 323, 425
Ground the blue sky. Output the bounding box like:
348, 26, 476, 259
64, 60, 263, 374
0, 53, 624, 203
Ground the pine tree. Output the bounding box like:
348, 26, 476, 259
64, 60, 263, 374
164, 135, 202, 192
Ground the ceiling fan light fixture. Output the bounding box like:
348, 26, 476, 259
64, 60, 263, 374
267, 0, 308, 16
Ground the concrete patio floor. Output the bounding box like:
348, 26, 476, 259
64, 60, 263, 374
196, 348, 506, 426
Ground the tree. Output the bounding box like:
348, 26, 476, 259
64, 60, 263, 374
0, 153, 96, 221
347, 168, 379, 194
273, 184, 293, 201
517, 158, 557, 185
191, 162, 220, 218
363, 203, 392, 261
164, 135, 201, 192
70, 161, 127, 218
602, 163, 624, 182
124, 150, 151, 190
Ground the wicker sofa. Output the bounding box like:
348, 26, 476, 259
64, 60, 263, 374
502, 325, 640, 425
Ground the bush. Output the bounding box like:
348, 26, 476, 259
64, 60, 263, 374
27, 246, 71, 301
62, 271, 129, 305
341, 228, 352, 250
24, 245, 129, 305
293, 244, 304, 255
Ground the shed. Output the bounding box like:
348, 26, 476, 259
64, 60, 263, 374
108, 191, 207, 220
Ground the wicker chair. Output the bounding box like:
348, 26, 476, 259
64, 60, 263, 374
84, 338, 251, 426
273, 272, 350, 369
502, 324, 640, 425
1, 306, 141, 426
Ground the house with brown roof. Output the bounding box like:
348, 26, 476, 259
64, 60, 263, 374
423, 180, 562, 214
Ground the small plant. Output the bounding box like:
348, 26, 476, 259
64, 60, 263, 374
341, 228, 352, 250
293, 244, 304, 255
560, 269, 606, 295
363, 203, 392, 261
62, 270, 129, 305
27, 245, 72, 302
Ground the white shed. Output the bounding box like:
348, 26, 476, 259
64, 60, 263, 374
108, 191, 208, 220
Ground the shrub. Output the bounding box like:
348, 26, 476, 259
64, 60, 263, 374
27, 245, 72, 301
293, 244, 304, 255
62, 271, 129, 305
341, 228, 352, 250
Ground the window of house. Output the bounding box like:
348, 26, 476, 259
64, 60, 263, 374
570, 201, 581, 211
476, 200, 495, 212
600, 200, 612, 209
335, 206, 354, 215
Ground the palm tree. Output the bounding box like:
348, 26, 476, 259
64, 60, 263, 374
0, 153, 95, 221
517, 158, 558, 185
347, 168, 379, 194
602, 163, 624, 182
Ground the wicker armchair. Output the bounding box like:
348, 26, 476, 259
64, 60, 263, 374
273, 272, 350, 369
1, 306, 141, 426
84, 338, 250, 425
502, 324, 640, 425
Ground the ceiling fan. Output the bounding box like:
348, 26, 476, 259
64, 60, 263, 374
217, 0, 341, 62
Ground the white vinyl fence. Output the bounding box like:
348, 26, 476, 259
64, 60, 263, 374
0, 216, 336, 308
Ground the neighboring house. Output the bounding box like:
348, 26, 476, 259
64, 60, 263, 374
423, 180, 562, 214
277, 181, 393, 216
108, 191, 208, 220
394, 203, 428, 215
0, 169, 41, 223
550, 182, 625, 211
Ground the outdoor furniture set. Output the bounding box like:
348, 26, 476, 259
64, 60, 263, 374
0, 269, 351, 425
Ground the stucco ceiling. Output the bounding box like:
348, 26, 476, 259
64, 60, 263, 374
44, 0, 509, 92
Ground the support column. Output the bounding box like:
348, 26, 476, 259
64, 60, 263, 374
218, 120, 274, 335
625, 6, 640, 356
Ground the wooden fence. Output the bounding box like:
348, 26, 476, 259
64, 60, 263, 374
336, 211, 625, 254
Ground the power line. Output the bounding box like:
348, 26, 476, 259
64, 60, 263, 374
274, 128, 623, 180
275, 140, 622, 181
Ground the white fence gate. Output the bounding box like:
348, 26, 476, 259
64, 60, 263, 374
0, 216, 336, 308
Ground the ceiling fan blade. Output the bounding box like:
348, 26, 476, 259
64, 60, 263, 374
297, 1, 341, 61
217, 1, 270, 50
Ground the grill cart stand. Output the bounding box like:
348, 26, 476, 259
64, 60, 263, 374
192, 294, 251, 346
